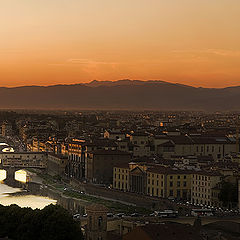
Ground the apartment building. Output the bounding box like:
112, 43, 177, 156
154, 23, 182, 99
191, 171, 222, 206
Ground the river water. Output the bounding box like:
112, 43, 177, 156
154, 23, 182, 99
0, 170, 57, 209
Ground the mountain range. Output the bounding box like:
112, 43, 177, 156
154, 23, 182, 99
1, 79, 240, 111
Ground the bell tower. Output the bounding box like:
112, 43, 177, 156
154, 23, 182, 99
85, 204, 108, 240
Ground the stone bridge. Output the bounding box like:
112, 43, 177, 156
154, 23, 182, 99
0, 152, 47, 185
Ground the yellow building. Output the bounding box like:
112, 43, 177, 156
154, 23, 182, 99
113, 164, 130, 192
113, 163, 192, 201
147, 167, 192, 200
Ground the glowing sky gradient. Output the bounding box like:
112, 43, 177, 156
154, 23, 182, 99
1, 0, 240, 88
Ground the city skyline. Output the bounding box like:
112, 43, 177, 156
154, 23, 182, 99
1, 0, 240, 88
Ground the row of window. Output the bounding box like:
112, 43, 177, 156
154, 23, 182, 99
114, 168, 128, 173
169, 181, 187, 187
193, 181, 211, 187
148, 174, 187, 179
192, 187, 210, 193
147, 179, 164, 187
114, 181, 128, 190
196, 145, 221, 153
192, 192, 211, 199
147, 187, 164, 197
193, 175, 211, 181
114, 174, 128, 181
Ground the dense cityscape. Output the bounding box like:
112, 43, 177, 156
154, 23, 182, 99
0, 110, 240, 239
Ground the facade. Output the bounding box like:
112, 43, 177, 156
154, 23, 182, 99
130, 133, 151, 157
86, 150, 131, 184
47, 153, 68, 176
67, 138, 118, 181
191, 171, 222, 206
113, 164, 130, 192
113, 163, 192, 200
1, 121, 13, 137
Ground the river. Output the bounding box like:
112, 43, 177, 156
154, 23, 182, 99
0, 170, 57, 209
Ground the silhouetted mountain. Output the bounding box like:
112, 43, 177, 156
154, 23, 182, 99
0, 80, 240, 111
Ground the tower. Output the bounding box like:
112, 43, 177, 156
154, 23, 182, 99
85, 204, 108, 240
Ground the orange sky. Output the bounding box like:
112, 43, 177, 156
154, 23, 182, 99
1, 0, 240, 88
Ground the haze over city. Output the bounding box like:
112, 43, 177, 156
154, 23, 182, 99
1, 0, 240, 88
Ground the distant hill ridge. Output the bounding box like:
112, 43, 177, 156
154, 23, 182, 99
0, 79, 240, 110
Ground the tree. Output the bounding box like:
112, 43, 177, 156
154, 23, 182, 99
0, 204, 83, 240
219, 181, 238, 209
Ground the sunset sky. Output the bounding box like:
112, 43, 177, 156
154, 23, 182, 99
1, 0, 240, 88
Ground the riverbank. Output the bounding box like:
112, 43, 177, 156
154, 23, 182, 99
25, 169, 151, 215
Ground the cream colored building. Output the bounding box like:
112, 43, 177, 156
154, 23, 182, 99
191, 171, 222, 206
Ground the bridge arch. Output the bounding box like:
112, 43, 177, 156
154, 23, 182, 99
0, 168, 28, 185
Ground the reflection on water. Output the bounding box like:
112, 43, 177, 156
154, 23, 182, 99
0, 170, 6, 181
0, 170, 57, 209
0, 183, 57, 209
0, 169, 27, 183
15, 169, 27, 183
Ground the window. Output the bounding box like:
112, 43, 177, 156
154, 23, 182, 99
177, 176, 180, 179
98, 216, 103, 228
170, 181, 173, 187
177, 181, 180, 187
184, 175, 186, 179
177, 190, 181, 197
169, 190, 173, 196
170, 176, 173, 179
152, 179, 154, 185
89, 216, 92, 230
183, 181, 187, 187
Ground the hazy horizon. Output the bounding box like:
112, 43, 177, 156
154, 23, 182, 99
1, 79, 240, 89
